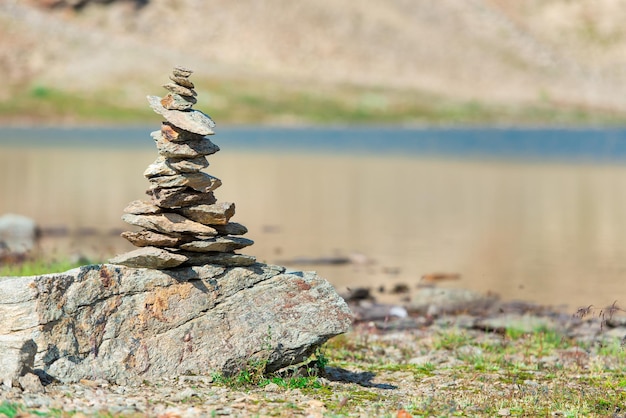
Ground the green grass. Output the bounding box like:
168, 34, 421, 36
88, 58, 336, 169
310, 327, 626, 416
0, 402, 71, 418
0, 403, 19, 418
2, 77, 626, 125
210, 349, 328, 390
0, 258, 92, 276
195, 77, 626, 126
0, 85, 154, 124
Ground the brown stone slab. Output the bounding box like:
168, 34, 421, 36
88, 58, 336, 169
178, 202, 235, 225
180, 236, 254, 253
122, 213, 217, 236
162, 83, 196, 97
168, 156, 209, 173
148, 172, 222, 194
181, 252, 256, 267
172, 66, 193, 77
161, 93, 194, 110
148, 187, 217, 209
161, 122, 203, 142
109, 247, 188, 269
123, 200, 162, 215
151, 131, 219, 158
148, 96, 215, 136
212, 222, 249, 236
121, 230, 184, 247
169, 74, 195, 89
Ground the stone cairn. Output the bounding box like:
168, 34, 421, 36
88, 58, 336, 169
110, 66, 254, 269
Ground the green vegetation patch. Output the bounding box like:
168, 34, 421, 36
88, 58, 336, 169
0, 257, 92, 276
2, 76, 626, 126
0, 84, 154, 124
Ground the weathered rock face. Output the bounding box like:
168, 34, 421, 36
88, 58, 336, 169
0, 263, 352, 384
0, 336, 36, 388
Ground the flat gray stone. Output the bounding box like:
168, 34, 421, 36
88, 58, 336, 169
169, 74, 195, 89
123, 200, 161, 215
178, 202, 235, 225
213, 222, 249, 236
151, 131, 219, 158
144, 156, 209, 177
162, 83, 196, 97
148, 172, 222, 194
172, 66, 193, 77
18, 373, 44, 393
148, 187, 217, 209
121, 230, 183, 247
109, 247, 188, 269
160, 93, 195, 110
168, 156, 209, 173
122, 213, 217, 236
0, 264, 352, 383
182, 252, 257, 267
161, 122, 203, 142
144, 156, 178, 178
147, 96, 215, 136
180, 236, 254, 252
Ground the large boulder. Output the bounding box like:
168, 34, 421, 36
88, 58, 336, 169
0, 263, 352, 384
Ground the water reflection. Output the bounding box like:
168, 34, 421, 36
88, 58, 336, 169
1, 141, 626, 309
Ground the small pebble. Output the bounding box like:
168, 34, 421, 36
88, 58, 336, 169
170, 387, 199, 402
169, 74, 195, 89
498, 408, 511, 416
264, 382, 281, 392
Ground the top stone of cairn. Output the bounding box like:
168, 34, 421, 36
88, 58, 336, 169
172, 66, 193, 78
147, 65, 215, 135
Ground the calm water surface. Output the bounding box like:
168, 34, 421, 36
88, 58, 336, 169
2, 126, 626, 310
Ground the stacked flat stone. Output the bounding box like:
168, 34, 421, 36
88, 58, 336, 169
110, 66, 255, 269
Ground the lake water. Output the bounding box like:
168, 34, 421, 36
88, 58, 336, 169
2, 126, 626, 311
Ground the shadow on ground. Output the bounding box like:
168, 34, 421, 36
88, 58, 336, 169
324, 366, 397, 390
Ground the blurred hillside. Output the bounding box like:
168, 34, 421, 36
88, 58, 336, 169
1, 0, 626, 125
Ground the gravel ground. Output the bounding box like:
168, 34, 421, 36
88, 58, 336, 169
2, 297, 625, 417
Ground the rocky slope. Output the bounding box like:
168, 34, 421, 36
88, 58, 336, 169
2, 0, 626, 121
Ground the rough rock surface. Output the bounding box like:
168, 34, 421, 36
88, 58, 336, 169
108, 247, 188, 268
179, 236, 254, 252
121, 213, 217, 236
0, 336, 36, 388
179, 202, 235, 225
120, 230, 185, 247
0, 263, 352, 384
148, 187, 217, 209
152, 131, 219, 158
